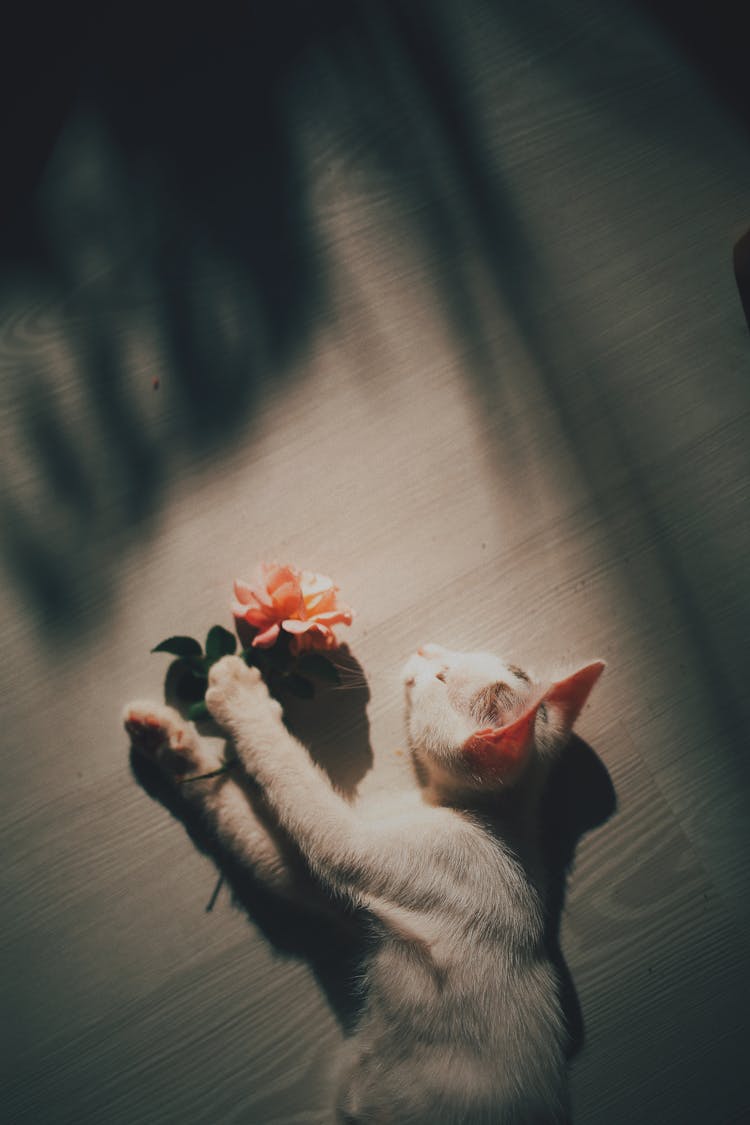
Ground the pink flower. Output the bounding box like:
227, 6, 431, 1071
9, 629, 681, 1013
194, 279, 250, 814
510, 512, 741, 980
233, 564, 353, 654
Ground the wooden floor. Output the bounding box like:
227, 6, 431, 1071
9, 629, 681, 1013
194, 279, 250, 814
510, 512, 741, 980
2, 2, 749, 1122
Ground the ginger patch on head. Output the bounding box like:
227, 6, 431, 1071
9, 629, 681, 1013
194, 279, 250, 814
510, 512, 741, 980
470, 681, 517, 726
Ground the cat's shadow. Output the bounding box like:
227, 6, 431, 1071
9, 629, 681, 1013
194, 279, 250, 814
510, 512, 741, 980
132, 664, 615, 1052
134, 644, 375, 1032
540, 734, 617, 1058
278, 645, 373, 796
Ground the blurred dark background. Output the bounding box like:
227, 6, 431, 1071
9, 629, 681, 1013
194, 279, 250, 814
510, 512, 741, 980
3, 0, 750, 236
1, 0, 749, 633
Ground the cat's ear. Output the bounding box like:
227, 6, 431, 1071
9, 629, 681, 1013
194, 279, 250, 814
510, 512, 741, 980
542, 661, 605, 731
461, 662, 605, 781
460, 662, 605, 782
461, 701, 541, 783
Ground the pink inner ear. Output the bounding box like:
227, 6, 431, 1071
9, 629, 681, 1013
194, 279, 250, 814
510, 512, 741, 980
462, 702, 540, 780
544, 660, 605, 725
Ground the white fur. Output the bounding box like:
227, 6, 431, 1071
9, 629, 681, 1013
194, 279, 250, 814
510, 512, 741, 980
125, 646, 598, 1124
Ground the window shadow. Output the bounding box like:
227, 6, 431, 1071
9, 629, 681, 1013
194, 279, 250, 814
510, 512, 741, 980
1, 5, 357, 635
4, 0, 748, 774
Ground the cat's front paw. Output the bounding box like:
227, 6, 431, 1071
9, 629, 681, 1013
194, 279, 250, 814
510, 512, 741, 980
124, 702, 222, 782
205, 656, 282, 729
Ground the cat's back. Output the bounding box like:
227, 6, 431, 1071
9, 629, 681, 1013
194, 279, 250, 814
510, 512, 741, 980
344, 957, 567, 1124
347, 800, 567, 1122
339, 1003, 568, 1125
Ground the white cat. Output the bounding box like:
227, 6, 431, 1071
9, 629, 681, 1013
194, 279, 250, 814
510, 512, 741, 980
125, 644, 604, 1124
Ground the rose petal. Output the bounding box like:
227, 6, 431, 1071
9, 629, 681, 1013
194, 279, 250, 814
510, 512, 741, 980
303, 587, 339, 615
251, 623, 281, 648
233, 579, 257, 605
236, 602, 278, 628
281, 618, 315, 634
311, 608, 354, 627
272, 581, 306, 620
236, 573, 276, 611
233, 595, 269, 620
265, 564, 301, 597
299, 570, 334, 596
290, 623, 336, 654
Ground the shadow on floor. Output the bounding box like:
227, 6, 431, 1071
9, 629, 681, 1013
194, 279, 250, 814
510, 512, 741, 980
542, 734, 617, 1056
131, 643, 375, 1035
361, 0, 750, 767
2, 2, 748, 777
1, 5, 356, 634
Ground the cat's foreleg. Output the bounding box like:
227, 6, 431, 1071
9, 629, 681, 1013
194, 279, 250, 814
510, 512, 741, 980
124, 701, 225, 782
205, 656, 374, 896
123, 701, 304, 899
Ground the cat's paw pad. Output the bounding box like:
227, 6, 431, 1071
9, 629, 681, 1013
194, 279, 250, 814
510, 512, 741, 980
124, 702, 212, 779
206, 656, 281, 726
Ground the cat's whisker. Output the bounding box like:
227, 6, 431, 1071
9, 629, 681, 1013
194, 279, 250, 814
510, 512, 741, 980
326, 669, 370, 690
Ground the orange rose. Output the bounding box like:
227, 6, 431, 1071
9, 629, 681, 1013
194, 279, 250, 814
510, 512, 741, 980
233, 564, 353, 654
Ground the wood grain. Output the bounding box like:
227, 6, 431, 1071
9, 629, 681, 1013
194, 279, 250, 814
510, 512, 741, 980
1, 1, 749, 1122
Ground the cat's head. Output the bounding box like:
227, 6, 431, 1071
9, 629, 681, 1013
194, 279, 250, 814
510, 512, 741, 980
403, 644, 604, 791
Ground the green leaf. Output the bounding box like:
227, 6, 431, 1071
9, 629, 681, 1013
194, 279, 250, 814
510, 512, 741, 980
187, 700, 209, 720
168, 660, 208, 703
152, 636, 203, 658
183, 654, 210, 676
295, 653, 341, 684
284, 674, 316, 700
205, 625, 238, 663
